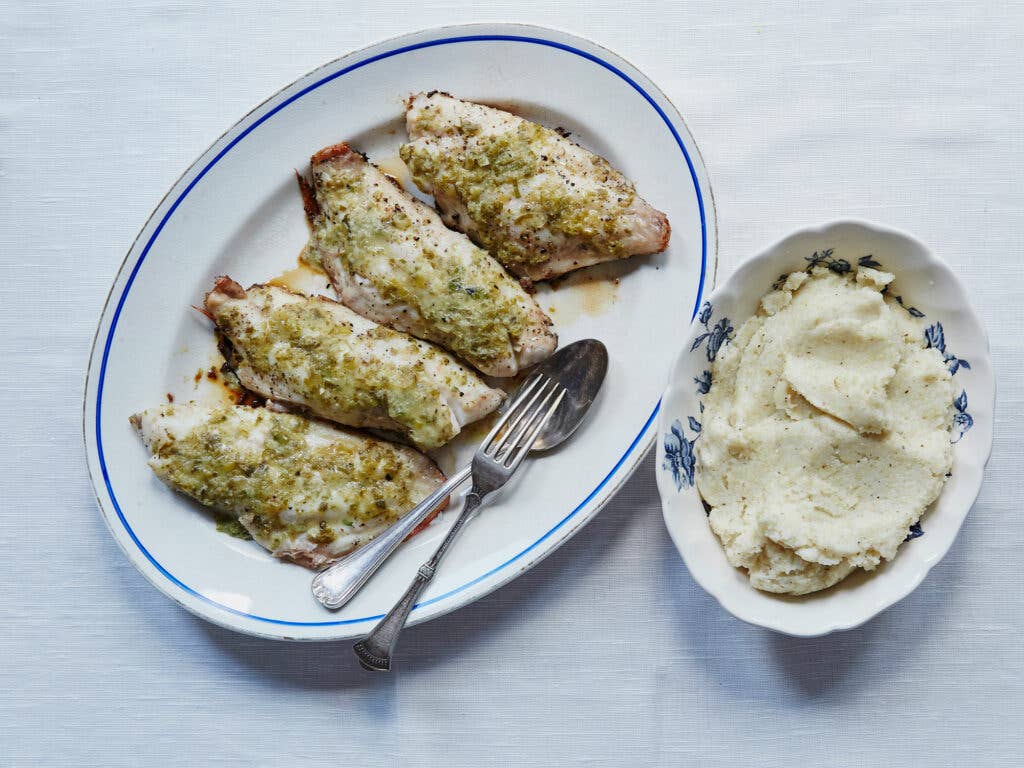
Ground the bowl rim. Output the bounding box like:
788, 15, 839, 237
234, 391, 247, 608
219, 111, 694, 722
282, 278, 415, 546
656, 217, 995, 637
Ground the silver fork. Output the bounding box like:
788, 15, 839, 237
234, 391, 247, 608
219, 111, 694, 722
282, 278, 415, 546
353, 373, 566, 671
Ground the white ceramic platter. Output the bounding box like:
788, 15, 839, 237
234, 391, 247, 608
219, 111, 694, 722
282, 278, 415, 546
83, 24, 717, 640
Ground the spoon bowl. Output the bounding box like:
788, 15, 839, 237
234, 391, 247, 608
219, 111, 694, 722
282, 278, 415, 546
513, 339, 608, 451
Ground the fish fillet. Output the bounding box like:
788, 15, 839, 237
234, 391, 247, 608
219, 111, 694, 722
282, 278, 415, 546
205, 277, 503, 449
301, 142, 556, 377
132, 403, 447, 569
401, 92, 671, 282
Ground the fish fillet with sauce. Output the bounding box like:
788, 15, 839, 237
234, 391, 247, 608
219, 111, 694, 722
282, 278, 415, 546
401, 91, 671, 282
205, 277, 503, 449
300, 142, 556, 377
132, 403, 447, 569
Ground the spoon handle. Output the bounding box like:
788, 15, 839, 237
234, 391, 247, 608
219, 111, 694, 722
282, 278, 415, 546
354, 491, 485, 671
311, 465, 471, 609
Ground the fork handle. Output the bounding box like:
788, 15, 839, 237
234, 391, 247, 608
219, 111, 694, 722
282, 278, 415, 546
354, 491, 485, 671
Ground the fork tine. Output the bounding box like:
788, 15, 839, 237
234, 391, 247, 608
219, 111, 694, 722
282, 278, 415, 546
480, 373, 542, 451
503, 388, 565, 469
502, 386, 565, 468
490, 378, 558, 458
485, 376, 552, 456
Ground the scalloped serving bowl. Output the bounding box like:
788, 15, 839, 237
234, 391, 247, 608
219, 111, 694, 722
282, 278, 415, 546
656, 220, 994, 637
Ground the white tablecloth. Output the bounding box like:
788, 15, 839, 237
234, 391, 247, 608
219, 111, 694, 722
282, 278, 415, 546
2, 2, 1021, 765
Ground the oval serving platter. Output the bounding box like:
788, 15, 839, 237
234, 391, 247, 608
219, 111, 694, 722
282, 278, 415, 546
84, 23, 717, 640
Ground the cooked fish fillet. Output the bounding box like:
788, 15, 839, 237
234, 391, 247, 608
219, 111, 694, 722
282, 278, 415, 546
301, 142, 556, 377
205, 277, 503, 449
400, 92, 671, 282
131, 403, 447, 569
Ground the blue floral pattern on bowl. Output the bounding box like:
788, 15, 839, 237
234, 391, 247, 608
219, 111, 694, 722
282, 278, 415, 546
694, 369, 712, 395
690, 301, 734, 363
664, 249, 976, 499
662, 301, 730, 490
924, 321, 971, 376
952, 390, 973, 443
663, 418, 699, 491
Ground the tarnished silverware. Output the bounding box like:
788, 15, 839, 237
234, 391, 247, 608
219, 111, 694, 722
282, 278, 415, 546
354, 373, 567, 671
311, 340, 608, 611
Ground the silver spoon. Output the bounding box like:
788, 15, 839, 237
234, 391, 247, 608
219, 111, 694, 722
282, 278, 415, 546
311, 339, 608, 610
